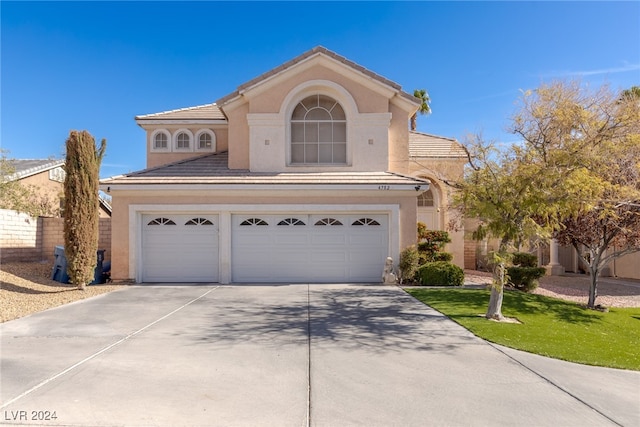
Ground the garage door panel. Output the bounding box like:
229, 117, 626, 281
312, 250, 347, 262
142, 214, 219, 283
311, 233, 346, 245
274, 234, 309, 245
232, 213, 388, 283
235, 234, 271, 246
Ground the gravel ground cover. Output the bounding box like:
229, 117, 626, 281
464, 269, 640, 308
1, 261, 126, 323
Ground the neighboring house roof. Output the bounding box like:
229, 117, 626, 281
135, 103, 226, 123
101, 152, 429, 187
409, 131, 468, 159
216, 46, 419, 107
7, 159, 65, 181
99, 197, 112, 216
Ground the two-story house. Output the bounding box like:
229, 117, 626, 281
101, 47, 466, 284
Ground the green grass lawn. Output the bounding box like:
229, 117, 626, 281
406, 288, 640, 371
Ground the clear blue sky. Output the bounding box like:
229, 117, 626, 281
2, 1, 639, 178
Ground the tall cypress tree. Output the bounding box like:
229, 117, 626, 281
63, 130, 106, 290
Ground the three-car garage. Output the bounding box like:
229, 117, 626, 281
139, 210, 392, 284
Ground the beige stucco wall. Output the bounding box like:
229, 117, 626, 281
388, 103, 411, 174
108, 190, 418, 282
407, 158, 466, 269
19, 171, 64, 211
227, 104, 250, 169
222, 63, 413, 173
612, 252, 640, 280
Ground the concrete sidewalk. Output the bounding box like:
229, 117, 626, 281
1, 284, 638, 426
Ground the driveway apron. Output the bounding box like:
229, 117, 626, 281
1, 284, 638, 426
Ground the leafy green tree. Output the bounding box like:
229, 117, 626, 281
0, 150, 59, 217
452, 138, 552, 320
621, 85, 640, 101
410, 89, 431, 131
513, 81, 640, 309
453, 80, 637, 317
64, 131, 106, 290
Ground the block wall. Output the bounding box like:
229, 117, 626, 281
1, 209, 111, 263
0, 209, 42, 262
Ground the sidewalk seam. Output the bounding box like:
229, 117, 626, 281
487, 342, 624, 427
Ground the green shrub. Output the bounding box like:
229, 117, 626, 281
507, 266, 546, 292
399, 246, 420, 283
418, 262, 464, 286
512, 252, 538, 268
432, 252, 453, 262
416, 225, 452, 266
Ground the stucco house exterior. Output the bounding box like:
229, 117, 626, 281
101, 47, 466, 284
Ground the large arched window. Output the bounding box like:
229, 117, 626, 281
291, 94, 346, 165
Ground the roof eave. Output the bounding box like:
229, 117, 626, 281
101, 182, 428, 193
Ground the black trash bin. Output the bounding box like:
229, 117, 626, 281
93, 249, 106, 284
51, 246, 108, 284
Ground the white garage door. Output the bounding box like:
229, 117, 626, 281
142, 214, 219, 282
232, 214, 388, 283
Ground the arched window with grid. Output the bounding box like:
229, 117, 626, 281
290, 94, 346, 165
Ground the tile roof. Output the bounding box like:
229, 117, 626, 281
216, 46, 418, 106
7, 159, 65, 181
135, 103, 226, 121
101, 152, 429, 187
409, 131, 468, 158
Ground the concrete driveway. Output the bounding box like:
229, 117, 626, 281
1, 284, 638, 426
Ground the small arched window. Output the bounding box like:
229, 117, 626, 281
352, 218, 380, 226
418, 189, 435, 207
277, 218, 306, 226
173, 129, 193, 151
185, 218, 213, 226
315, 218, 343, 226
240, 218, 268, 226
152, 130, 170, 151
154, 133, 168, 149
195, 130, 216, 151
291, 94, 346, 165
176, 132, 190, 149
148, 218, 176, 226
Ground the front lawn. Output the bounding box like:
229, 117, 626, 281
406, 288, 640, 371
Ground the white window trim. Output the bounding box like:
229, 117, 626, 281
150, 129, 171, 152
173, 128, 194, 152
195, 129, 216, 152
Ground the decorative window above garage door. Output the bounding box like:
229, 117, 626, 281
240, 218, 268, 226
278, 218, 306, 226
185, 218, 214, 225
315, 218, 343, 226
147, 217, 176, 225
352, 218, 380, 226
